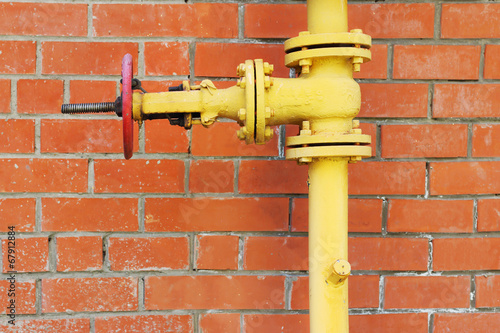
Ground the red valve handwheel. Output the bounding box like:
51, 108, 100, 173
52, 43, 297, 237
121, 54, 133, 160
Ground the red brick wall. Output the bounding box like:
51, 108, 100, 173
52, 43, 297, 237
0, 1, 499, 332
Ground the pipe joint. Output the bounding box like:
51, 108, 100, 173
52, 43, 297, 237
327, 259, 351, 286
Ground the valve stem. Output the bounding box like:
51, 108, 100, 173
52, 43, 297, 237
61, 102, 116, 114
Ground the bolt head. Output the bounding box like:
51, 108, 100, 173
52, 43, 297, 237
238, 108, 246, 121
263, 62, 274, 75
350, 29, 363, 34
264, 126, 273, 141
237, 63, 246, 77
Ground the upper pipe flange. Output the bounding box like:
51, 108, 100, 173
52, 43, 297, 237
284, 30, 371, 72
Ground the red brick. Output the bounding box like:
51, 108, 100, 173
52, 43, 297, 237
196, 235, 239, 270
385, 276, 470, 309
70, 80, 116, 104
93, 4, 237, 38
0, 159, 87, 193
94, 159, 184, 193
42, 42, 138, 75
108, 237, 189, 271
244, 4, 306, 39
244, 237, 307, 271
190, 160, 234, 193
0, 79, 10, 113
442, 4, 500, 38
360, 122, 377, 156
192, 122, 279, 156
485, 45, 500, 79
244, 314, 308, 333
17, 79, 63, 114
145, 197, 288, 232
353, 44, 388, 79
195, 43, 287, 78
145, 275, 285, 310
394, 45, 480, 80
381, 124, 468, 158
291, 275, 379, 309
145, 119, 189, 153
95, 315, 192, 333
433, 238, 500, 271
359, 83, 428, 118
430, 161, 500, 195
349, 162, 426, 195
433, 84, 500, 118
199, 314, 240, 333
42, 198, 138, 232
0, 3, 86, 36
2, 237, 48, 273
349, 3, 434, 39
473, 124, 500, 157
291, 198, 383, 233
476, 275, 500, 308
0, 319, 90, 333
388, 199, 474, 233
478, 199, 500, 232
0, 280, 36, 314
349, 237, 428, 271
0, 119, 34, 153
245, 4, 433, 39
434, 313, 500, 333
144, 42, 190, 76
239, 160, 308, 194
0, 41, 36, 74
57, 236, 102, 272
351, 313, 428, 333
42, 277, 137, 313
0, 198, 36, 232
41, 119, 139, 153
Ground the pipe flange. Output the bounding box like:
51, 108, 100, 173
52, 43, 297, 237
284, 31, 371, 53
286, 133, 371, 147
286, 145, 371, 161
236, 59, 255, 144
255, 59, 267, 144
285, 47, 371, 69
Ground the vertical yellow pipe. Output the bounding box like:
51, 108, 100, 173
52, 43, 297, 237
308, 157, 349, 333
307, 0, 348, 34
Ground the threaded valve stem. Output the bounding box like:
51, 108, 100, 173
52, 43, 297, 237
61, 102, 116, 114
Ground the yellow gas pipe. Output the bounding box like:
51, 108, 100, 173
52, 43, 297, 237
64, 1, 371, 331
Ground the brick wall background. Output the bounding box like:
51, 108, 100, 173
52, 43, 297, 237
0, 1, 499, 332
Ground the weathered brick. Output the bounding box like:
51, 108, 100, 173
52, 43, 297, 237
477, 199, 500, 232
94, 159, 184, 193
485, 45, 500, 79
189, 160, 234, 193
93, 4, 237, 38
433, 238, 500, 271
42, 42, 138, 75
95, 315, 192, 333
0, 41, 36, 74
17, 80, 63, 114
2, 237, 48, 273
472, 124, 500, 157
394, 45, 480, 80
0, 319, 90, 333
57, 236, 102, 272
349, 237, 428, 271
434, 313, 500, 333
388, 199, 474, 233
359, 83, 428, 118
0, 119, 35, 153
433, 84, 500, 118
144, 119, 189, 153
385, 276, 470, 309
442, 4, 500, 38
244, 314, 308, 333
145, 197, 288, 232
108, 237, 189, 271
145, 276, 285, 310
381, 124, 468, 158
42, 198, 138, 232
199, 314, 240, 333
476, 275, 500, 308
70, 80, 116, 104
244, 237, 307, 271
430, 162, 500, 195
0, 280, 36, 314
0, 198, 36, 232
42, 277, 138, 313
351, 313, 428, 333
0, 79, 10, 113
145, 42, 190, 76
196, 235, 239, 270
